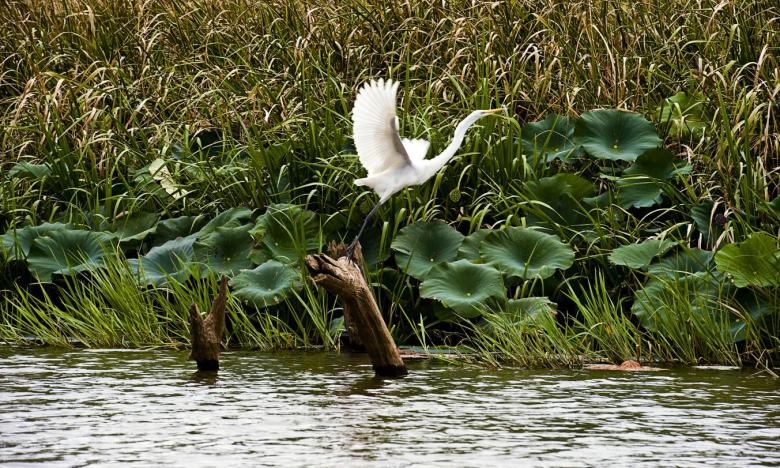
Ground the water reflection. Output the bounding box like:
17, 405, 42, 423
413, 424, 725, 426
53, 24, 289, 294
0, 347, 778, 467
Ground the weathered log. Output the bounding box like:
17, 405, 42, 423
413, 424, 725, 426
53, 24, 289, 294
189, 275, 228, 371
327, 241, 364, 351
305, 244, 407, 377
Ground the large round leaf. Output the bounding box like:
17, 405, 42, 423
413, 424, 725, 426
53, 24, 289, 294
574, 109, 661, 161
647, 248, 713, 278
631, 272, 721, 332
229, 260, 302, 308
480, 227, 575, 279
608, 239, 677, 270
457, 229, 493, 261
27, 229, 114, 282
0, 222, 72, 260
251, 204, 320, 263
103, 212, 159, 245
151, 215, 207, 246
524, 173, 594, 229
391, 222, 464, 280
194, 224, 254, 276
714, 233, 780, 288
522, 115, 580, 162
420, 260, 506, 317
617, 148, 686, 209
656, 92, 710, 138
199, 207, 253, 237
130, 236, 197, 286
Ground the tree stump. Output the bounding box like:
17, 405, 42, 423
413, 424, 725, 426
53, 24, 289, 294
327, 241, 364, 351
189, 275, 228, 371
305, 244, 407, 377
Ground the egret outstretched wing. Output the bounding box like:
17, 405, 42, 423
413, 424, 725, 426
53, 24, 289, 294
352, 79, 412, 176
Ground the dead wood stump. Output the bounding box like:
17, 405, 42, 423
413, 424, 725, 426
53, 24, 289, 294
305, 243, 407, 377
327, 242, 364, 351
189, 275, 228, 371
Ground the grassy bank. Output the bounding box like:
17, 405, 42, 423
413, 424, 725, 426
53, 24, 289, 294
1, 0, 778, 367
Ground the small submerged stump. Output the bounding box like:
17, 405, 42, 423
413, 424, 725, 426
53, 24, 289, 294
189, 275, 228, 371
584, 360, 663, 371
305, 243, 407, 377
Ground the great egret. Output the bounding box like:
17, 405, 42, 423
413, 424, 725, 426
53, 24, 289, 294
346, 78, 502, 259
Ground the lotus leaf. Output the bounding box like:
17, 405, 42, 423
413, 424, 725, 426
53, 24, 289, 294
714, 233, 780, 288
522, 115, 580, 162
194, 224, 254, 275
457, 229, 493, 261
608, 239, 677, 269
631, 272, 721, 332
27, 229, 114, 282
130, 236, 197, 286
0, 222, 72, 260
657, 92, 710, 138
391, 222, 464, 280
104, 212, 159, 244
152, 215, 207, 246
8, 162, 52, 180
480, 227, 575, 279
420, 260, 506, 317
646, 248, 714, 278
199, 207, 254, 237
251, 204, 320, 263
617, 149, 686, 209
575, 109, 661, 161
229, 260, 302, 308
504, 297, 556, 322
524, 173, 594, 228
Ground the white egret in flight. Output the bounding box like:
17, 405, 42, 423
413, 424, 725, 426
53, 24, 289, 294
346, 78, 503, 258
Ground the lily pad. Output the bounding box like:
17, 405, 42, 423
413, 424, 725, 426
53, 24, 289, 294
457, 229, 493, 261
251, 204, 320, 263
151, 215, 207, 246
479, 227, 575, 279
27, 229, 114, 282
714, 233, 780, 288
524, 173, 594, 229
194, 224, 254, 276
129, 236, 197, 286
420, 260, 506, 317
103, 213, 159, 244
391, 222, 465, 280
0, 222, 72, 260
8, 162, 52, 180
575, 109, 661, 161
521, 115, 580, 162
657, 92, 710, 138
199, 207, 254, 237
608, 239, 678, 269
647, 248, 714, 278
229, 260, 302, 308
617, 149, 687, 209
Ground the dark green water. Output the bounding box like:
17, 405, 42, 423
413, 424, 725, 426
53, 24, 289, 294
0, 347, 778, 467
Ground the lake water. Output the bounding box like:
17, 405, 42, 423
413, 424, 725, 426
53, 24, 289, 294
1, 347, 778, 467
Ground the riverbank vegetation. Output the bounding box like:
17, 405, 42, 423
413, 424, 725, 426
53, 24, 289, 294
1, 0, 778, 367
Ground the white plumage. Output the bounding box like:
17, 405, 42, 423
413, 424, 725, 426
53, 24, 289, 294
346, 78, 502, 258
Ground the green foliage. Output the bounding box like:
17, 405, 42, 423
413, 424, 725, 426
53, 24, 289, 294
608, 238, 678, 269
521, 115, 580, 162
420, 260, 506, 318
574, 109, 662, 161
194, 224, 255, 276
657, 92, 711, 137
479, 227, 575, 279
129, 237, 197, 286
391, 222, 464, 280
714, 233, 780, 288
230, 260, 302, 308
26, 230, 114, 282
251, 204, 320, 263
1, 223, 72, 260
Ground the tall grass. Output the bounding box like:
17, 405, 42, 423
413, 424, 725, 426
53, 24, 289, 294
0, 0, 778, 365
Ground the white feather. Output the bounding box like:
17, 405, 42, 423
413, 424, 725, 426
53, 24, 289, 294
401, 137, 430, 161
352, 79, 411, 177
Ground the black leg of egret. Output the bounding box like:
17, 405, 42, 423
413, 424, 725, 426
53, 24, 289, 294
346, 203, 381, 260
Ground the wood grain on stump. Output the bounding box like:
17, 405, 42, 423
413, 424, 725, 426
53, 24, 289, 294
189, 275, 228, 371
305, 243, 407, 377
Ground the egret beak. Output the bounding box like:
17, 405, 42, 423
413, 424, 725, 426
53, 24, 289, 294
482, 108, 505, 115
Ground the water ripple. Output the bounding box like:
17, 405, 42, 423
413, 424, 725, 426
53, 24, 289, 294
1, 348, 778, 467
